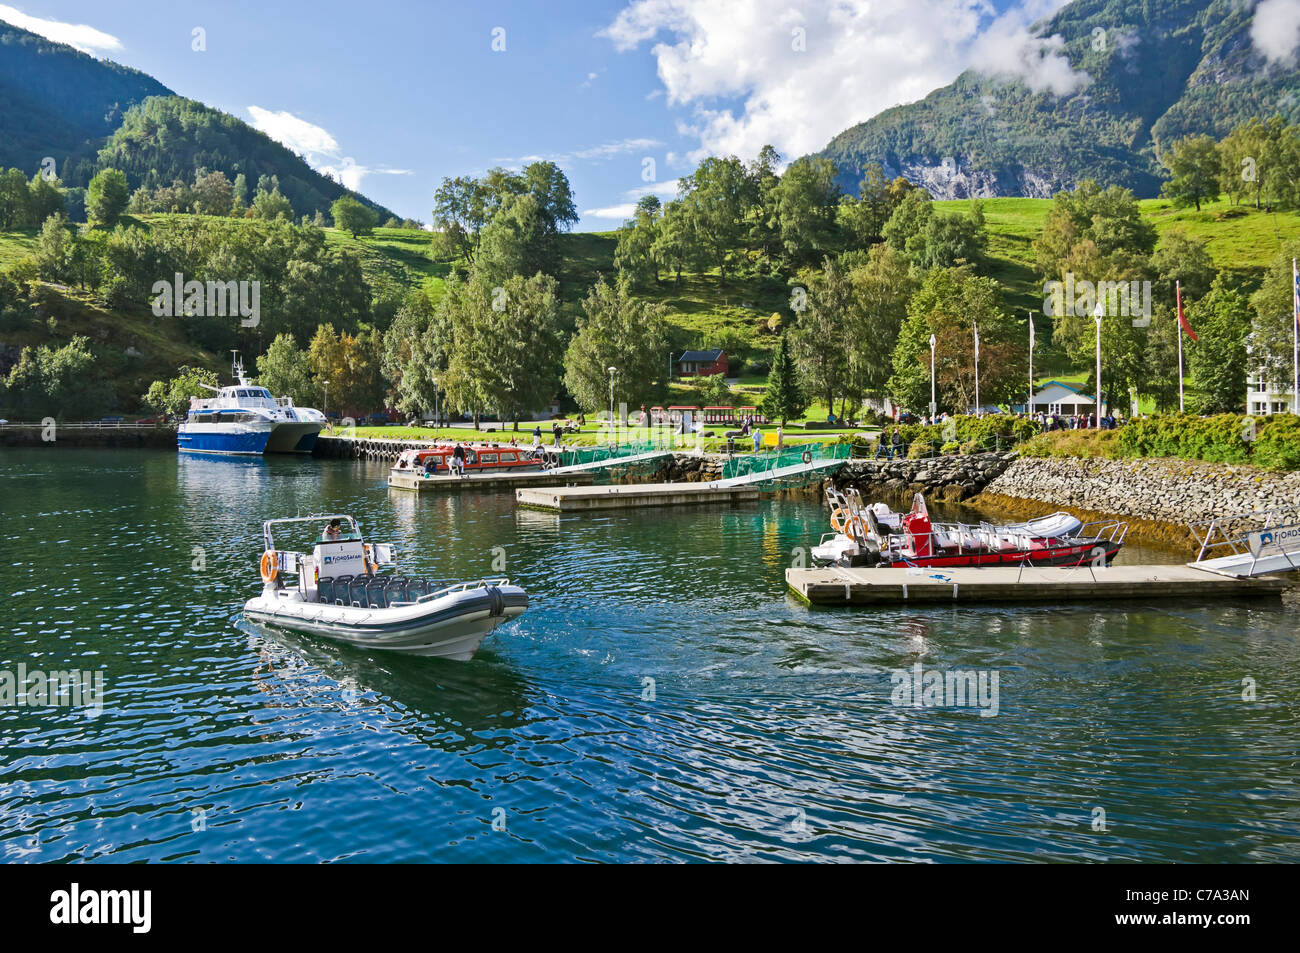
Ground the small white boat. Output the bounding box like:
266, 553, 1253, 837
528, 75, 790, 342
242, 515, 527, 660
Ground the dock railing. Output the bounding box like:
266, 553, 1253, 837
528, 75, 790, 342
1188, 507, 1300, 576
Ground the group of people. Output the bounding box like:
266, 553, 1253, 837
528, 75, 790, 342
1033, 410, 1122, 431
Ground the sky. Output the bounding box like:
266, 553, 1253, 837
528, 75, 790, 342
0, 0, 1185, 229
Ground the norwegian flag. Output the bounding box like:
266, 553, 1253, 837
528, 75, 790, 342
1293, 258, 1299, 329
1176, 280, 1197, 342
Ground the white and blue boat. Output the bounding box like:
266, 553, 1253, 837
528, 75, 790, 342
178, 354, 326, 456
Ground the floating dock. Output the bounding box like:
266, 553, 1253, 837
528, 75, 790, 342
515, 453, 847, 512
387, 448, 675, 493
786, 563, 1288, 606
517, 480, 762, 512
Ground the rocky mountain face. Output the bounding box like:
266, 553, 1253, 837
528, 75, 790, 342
816, 0, 1300, 198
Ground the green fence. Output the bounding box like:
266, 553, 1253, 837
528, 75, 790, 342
720, 442, 851, 482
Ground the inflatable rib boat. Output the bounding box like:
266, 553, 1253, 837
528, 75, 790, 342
242, 515, 527, 659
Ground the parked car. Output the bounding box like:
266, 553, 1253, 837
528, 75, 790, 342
134, 416, 161, 425
96, 415, 125, 423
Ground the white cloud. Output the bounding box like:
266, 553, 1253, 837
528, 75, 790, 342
0, 3, 122, 55
626, 178, 681, 198
247, 106, 409, 192
498, 137, 664, 166
600, 0, 1079, 162
1251, 0, 1300, 64
583, 203, 638, 219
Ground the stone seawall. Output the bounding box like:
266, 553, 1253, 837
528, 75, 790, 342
979, 456, 1300, 552
831, 452, 1018, 502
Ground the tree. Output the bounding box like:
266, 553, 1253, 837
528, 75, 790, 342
564, 277, 670, 413
761, 332, 807, 425
143, 365, 219, 418
3, 336, 111, 419
888, 267, 1023, 413
252, 187, 293, 221
34, 213, 73, 283
193, 170, 234, 216
256, 333, 315, 406
1247, 239, 1300, 386
679, 155, 750, 283
614, 201, 661, 286
790, 256, 854, 415
477, 193, 550, 282
1160, 134, 1221, 211
440, 272, 564, 429
844, 244, 917, 402
1188, 275, 1250, 414
86, 169, 129, 226
331, 196, 378, 237
841, 163, 894, 246
1150, 229, 1216, 302
1034, 180, 1157, 282
382, 286, 452, 416
697, 373, 733, 406
767, 156, 841, 267
0, 168, 31, 228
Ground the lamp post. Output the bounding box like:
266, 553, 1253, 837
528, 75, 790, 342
929, 334, 936, 420
432, 378, 439, 429
607, 366, 617, 444
1093, 300, 1104, 424
973, 321, 980, 417
322, 380, 329, 425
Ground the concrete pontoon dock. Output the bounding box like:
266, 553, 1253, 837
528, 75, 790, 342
388, 468, 598, 492
786, 563, 1288, 606
517, 480, 762, 512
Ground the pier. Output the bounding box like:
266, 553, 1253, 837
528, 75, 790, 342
387, 447, 677, 492
785, 563, 1288, 607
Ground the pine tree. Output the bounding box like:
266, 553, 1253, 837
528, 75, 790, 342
761, 332, 807, 426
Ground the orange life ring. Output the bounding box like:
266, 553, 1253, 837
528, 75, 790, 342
830, 507, 849, 533
260, 550, 278, 584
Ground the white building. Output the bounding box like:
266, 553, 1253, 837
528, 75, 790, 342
1020, 380, 1102, 416
1246, 372, 1295, 416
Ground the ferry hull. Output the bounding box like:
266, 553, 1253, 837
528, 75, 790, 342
178, 428, 271, 455
266, 422, 322, 454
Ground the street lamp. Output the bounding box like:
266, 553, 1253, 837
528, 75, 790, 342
928, 334, 936, 420
1093, 299, 1105, 424
322, 380, 329, 425
607, 366, 617, 444
432, 377, 439, 429
1027, 310, 1035, 418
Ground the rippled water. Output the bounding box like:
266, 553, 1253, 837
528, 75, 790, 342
2, 449, 1298, 863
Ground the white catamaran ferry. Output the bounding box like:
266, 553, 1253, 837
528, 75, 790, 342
178, 353, 326, 455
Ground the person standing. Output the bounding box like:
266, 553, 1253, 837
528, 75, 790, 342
752, 428, 763, 454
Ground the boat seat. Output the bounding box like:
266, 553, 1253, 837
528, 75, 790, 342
317, 578, 335, 603
328, 574, 354, 606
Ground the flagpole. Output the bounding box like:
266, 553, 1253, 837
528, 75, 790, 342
1028, 310, 1035, 418
1177, 280, 1185, 413
1292, 258, 1298, 415
974, 322, 980, 417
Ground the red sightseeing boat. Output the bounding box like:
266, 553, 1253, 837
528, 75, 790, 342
388, 444, 544, 483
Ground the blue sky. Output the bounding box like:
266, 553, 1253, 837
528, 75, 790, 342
4, 0, 1075, 229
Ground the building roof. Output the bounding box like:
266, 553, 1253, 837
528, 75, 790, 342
678, 349, 724, 362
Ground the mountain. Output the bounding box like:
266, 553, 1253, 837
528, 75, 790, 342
815, 0, 1300, 199
0, 21, 171, 176
0, 20, 393, 220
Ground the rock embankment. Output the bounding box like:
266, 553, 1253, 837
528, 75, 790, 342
982, 456, 1300, 527
832, 452, 1018, 502
653, 453, 727, 482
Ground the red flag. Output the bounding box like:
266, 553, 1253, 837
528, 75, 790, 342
1176, 281, 1197, 341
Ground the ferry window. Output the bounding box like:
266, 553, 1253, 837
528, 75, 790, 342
479, 453, 497, 463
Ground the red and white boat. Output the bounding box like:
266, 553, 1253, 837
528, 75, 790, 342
388, 443, 544, 485
812, 490, 1127, 569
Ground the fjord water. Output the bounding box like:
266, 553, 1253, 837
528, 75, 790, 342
2, 449, 1297, 863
